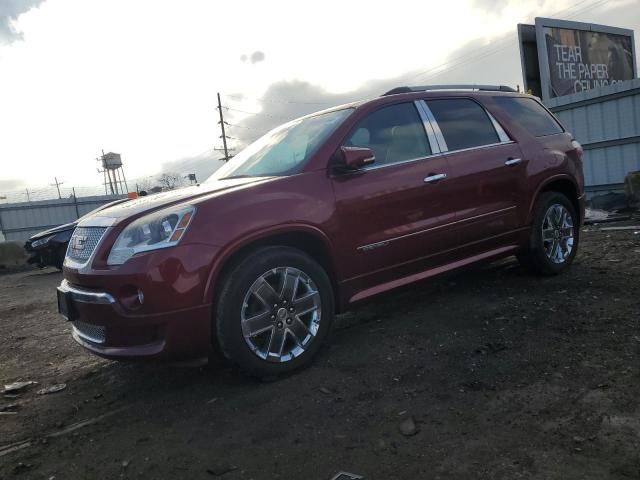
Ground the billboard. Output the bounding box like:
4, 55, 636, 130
544, 27, 634, 98
518, 18, 637, 101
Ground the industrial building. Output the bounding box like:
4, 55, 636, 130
519, 17, 639, 196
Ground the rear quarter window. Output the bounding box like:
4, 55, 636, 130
493, 96, 563, 137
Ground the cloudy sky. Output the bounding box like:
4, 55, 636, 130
0, 0, 639, 195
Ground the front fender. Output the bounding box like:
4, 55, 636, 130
201, 223, 336, 305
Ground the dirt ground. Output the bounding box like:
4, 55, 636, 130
1, 226, 640, 480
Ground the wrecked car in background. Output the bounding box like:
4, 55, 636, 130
25, 198, 131, 270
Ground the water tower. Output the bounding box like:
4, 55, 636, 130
98, 151, 129, 195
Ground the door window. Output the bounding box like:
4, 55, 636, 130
492, 96, 563, 137
426, 98, 500, 151
344, 103, 431, 166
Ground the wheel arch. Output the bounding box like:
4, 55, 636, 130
528, 175, 581, 225
203, 225, 341, 312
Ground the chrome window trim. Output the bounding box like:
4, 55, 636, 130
438, 140, 515, 157
352, 101, 442, 172
348, 98, 516, 173
362, 152, 442, 172
413, 100, 441, 154
357, 206, 517, 251
422, 98, 514, 153
360, 140, 515, 172
418, 100, 448, 151
487, 111, 511, 143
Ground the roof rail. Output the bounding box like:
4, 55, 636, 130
382, 85, 517, 96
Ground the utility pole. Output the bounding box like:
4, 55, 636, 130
72, 187, 80, 218
51, 177, 64, 199
216, 92, 234, 161
25, 188, 31, 202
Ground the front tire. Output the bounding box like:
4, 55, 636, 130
215, 246, 334, 378
517, 191, 579, 275
54, 246, 66, 270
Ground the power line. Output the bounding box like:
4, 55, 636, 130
216, 0, 614, 152
220, 0, 609, 114
221, 93, 332, 106
225, 122, 256, 130
405, 0, 613, 84
225, 122, 272, 138
223, 106, 291, 120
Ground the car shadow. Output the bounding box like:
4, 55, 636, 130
73, 256, 534, 402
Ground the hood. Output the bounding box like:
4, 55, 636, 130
77, 176, 273, 227
77, 197, 131, 222
30, 222, 76, 241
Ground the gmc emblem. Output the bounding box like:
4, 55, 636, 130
71, 235, 88, 251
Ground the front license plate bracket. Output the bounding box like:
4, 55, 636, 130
57, 288, 78, 321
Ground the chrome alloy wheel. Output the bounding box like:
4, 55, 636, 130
542, 204, 574, 264
240, 267, 322, 362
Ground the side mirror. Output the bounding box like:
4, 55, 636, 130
337, 146, 375, 171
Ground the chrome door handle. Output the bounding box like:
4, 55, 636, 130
504, 158, 522, 166
424, 173, 447, 183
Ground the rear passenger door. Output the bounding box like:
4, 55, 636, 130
423, 97, 526, 249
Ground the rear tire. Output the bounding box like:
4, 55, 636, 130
517, 191, 579, 275
215, 246, 334, 379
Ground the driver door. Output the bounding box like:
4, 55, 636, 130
331, 101, 458, 299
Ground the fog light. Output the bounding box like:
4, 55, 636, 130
118, 285, 144, 310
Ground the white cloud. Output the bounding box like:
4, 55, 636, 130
0, 0, 638, 191
0, 0, 45, 44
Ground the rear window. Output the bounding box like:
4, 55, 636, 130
426, 98, 500, 151
493, 96, 563, 137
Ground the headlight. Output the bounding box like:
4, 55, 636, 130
107, 205, 195, 266
31, 235, 54, 248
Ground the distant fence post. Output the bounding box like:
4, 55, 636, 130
72, 187, 80, 219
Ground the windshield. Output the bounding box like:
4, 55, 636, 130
207, 108, 353, 181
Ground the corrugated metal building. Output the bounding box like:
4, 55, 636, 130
546, 78, 640, 195
0, 195, 125, 242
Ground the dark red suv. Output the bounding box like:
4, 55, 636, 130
58, 85, 585, 377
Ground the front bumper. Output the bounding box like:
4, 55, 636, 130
25, 242, 65, 268
57, 278, 212, 361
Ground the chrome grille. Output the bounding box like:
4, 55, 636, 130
72, 320, 106, 344
67, 227, 107, 264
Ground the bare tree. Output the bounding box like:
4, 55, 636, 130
158, 172, 183, 190
135, 177, 155, 193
